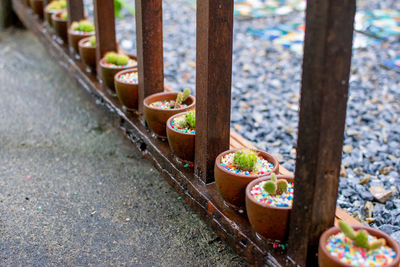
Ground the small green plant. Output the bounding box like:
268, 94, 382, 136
47, 0, 66, 11
60, 10, 68, 20
263, 173, 288, 195
338, 221, 386, 250
233, 149, 258, 172
72, 20, 95, 33
169, 88, 190, 109
89, 36, 96, 47
104, 52, 130, 66
174, 110, 196, 130
114, 0, 135, 19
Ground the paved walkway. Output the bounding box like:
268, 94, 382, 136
0, 28, 246, 266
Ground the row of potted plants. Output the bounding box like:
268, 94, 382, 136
23, 1, 399, 265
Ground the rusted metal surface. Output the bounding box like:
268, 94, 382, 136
135, 0, 164, 113
93, 0, 117, 76
195, 0, 234, 184
66, 0, 84, 26
287, 0, 356, 266
12, 0, 359, 265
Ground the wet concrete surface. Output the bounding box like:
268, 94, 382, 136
0, 28, 247, 266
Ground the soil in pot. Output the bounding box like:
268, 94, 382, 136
78, 36, 96, 72
319, 222, 400, 267
44, 0, 66, 26
214, 148, 279, 209
30, 0, 44, 19
52, 10, 68, 44
245, 174, 294, 241
68, 20, 95, 55
166, 110, 195, 162
115, 69, 139, 110
143, 90, 196, 139
99, 52, 137, 93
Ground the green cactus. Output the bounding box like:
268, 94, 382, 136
174, 88, 191, 109
71, 21, 80, 31
47, 0, 66, 11
186, 110, 195, 129
338, 220, 386, 250
89, 36, 96, 47
60, 11, 68, 20
78, 20, 95, 32
175, 115, 188, 129
263, 173, 288, 196
104, 52, 130, 66
233, 149, 258, 172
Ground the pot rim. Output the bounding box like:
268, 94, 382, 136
68, 28, 95, 37
215, 149, 280, 179
99, 56, 138, 70
114, 68, 139, 85
143, 92, 196, 112
245, 175, 294, 210
78, 36, 96, 49
51, 10, 67, 23
166, 111, 196, 136
319, 225, 400, 267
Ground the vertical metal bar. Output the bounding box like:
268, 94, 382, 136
66, 0, 84, 26
195, 0, 234, 183
287, 0, 356, 265
93, 0, 117, 76
135, 0, 164, 113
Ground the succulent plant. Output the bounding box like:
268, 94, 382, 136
47, 0, 66, 11
338, 221, 386, 250
89, 36, 96, 47
104, 52, 130, 66
71, 20, 95, 33
60, 11, 68, 20
263, 173, 288, 195
185, 110, 195, 129
233, 149, 258, 172
173, 88, 191, 109
175, 115, 188, 129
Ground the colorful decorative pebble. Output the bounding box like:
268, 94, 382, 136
118, 71, 138, 84
149, 100, 188, 110
103, 59, 137, 69
250, 181, 294, 207
326, 232, 396, 266
220, 152, 274, 176
71, 30, 94, 35
170, 117, 195, 134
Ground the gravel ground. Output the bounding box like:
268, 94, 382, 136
86, 0, 399, 242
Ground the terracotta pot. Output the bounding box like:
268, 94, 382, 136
44, 6, 57, 26
78, 37, 96, 72
214, 149, 279, 209
166, 112, 195, 162
52, 11, 68, 43
68, 29, 94, 55
114, 68, 139, 110
245, 175, 294, 241
99, 56, 137, 92
319, 225, 400, 267
30, 0, 44, 19
143, 92, 196, 138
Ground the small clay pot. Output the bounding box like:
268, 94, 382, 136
319, 226, 400, 267
114, 68, 139, 110
214, 149, 279, 209
143, 92, 196, 138
78, 37, 96, 72
44, 6, 57, 26
68, 29, 94, 55
245, 175, 294, 241
30, 0, 44, 19
52, 11, 68, 44
166, 112, 195, 162
99, 55, 137, 92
